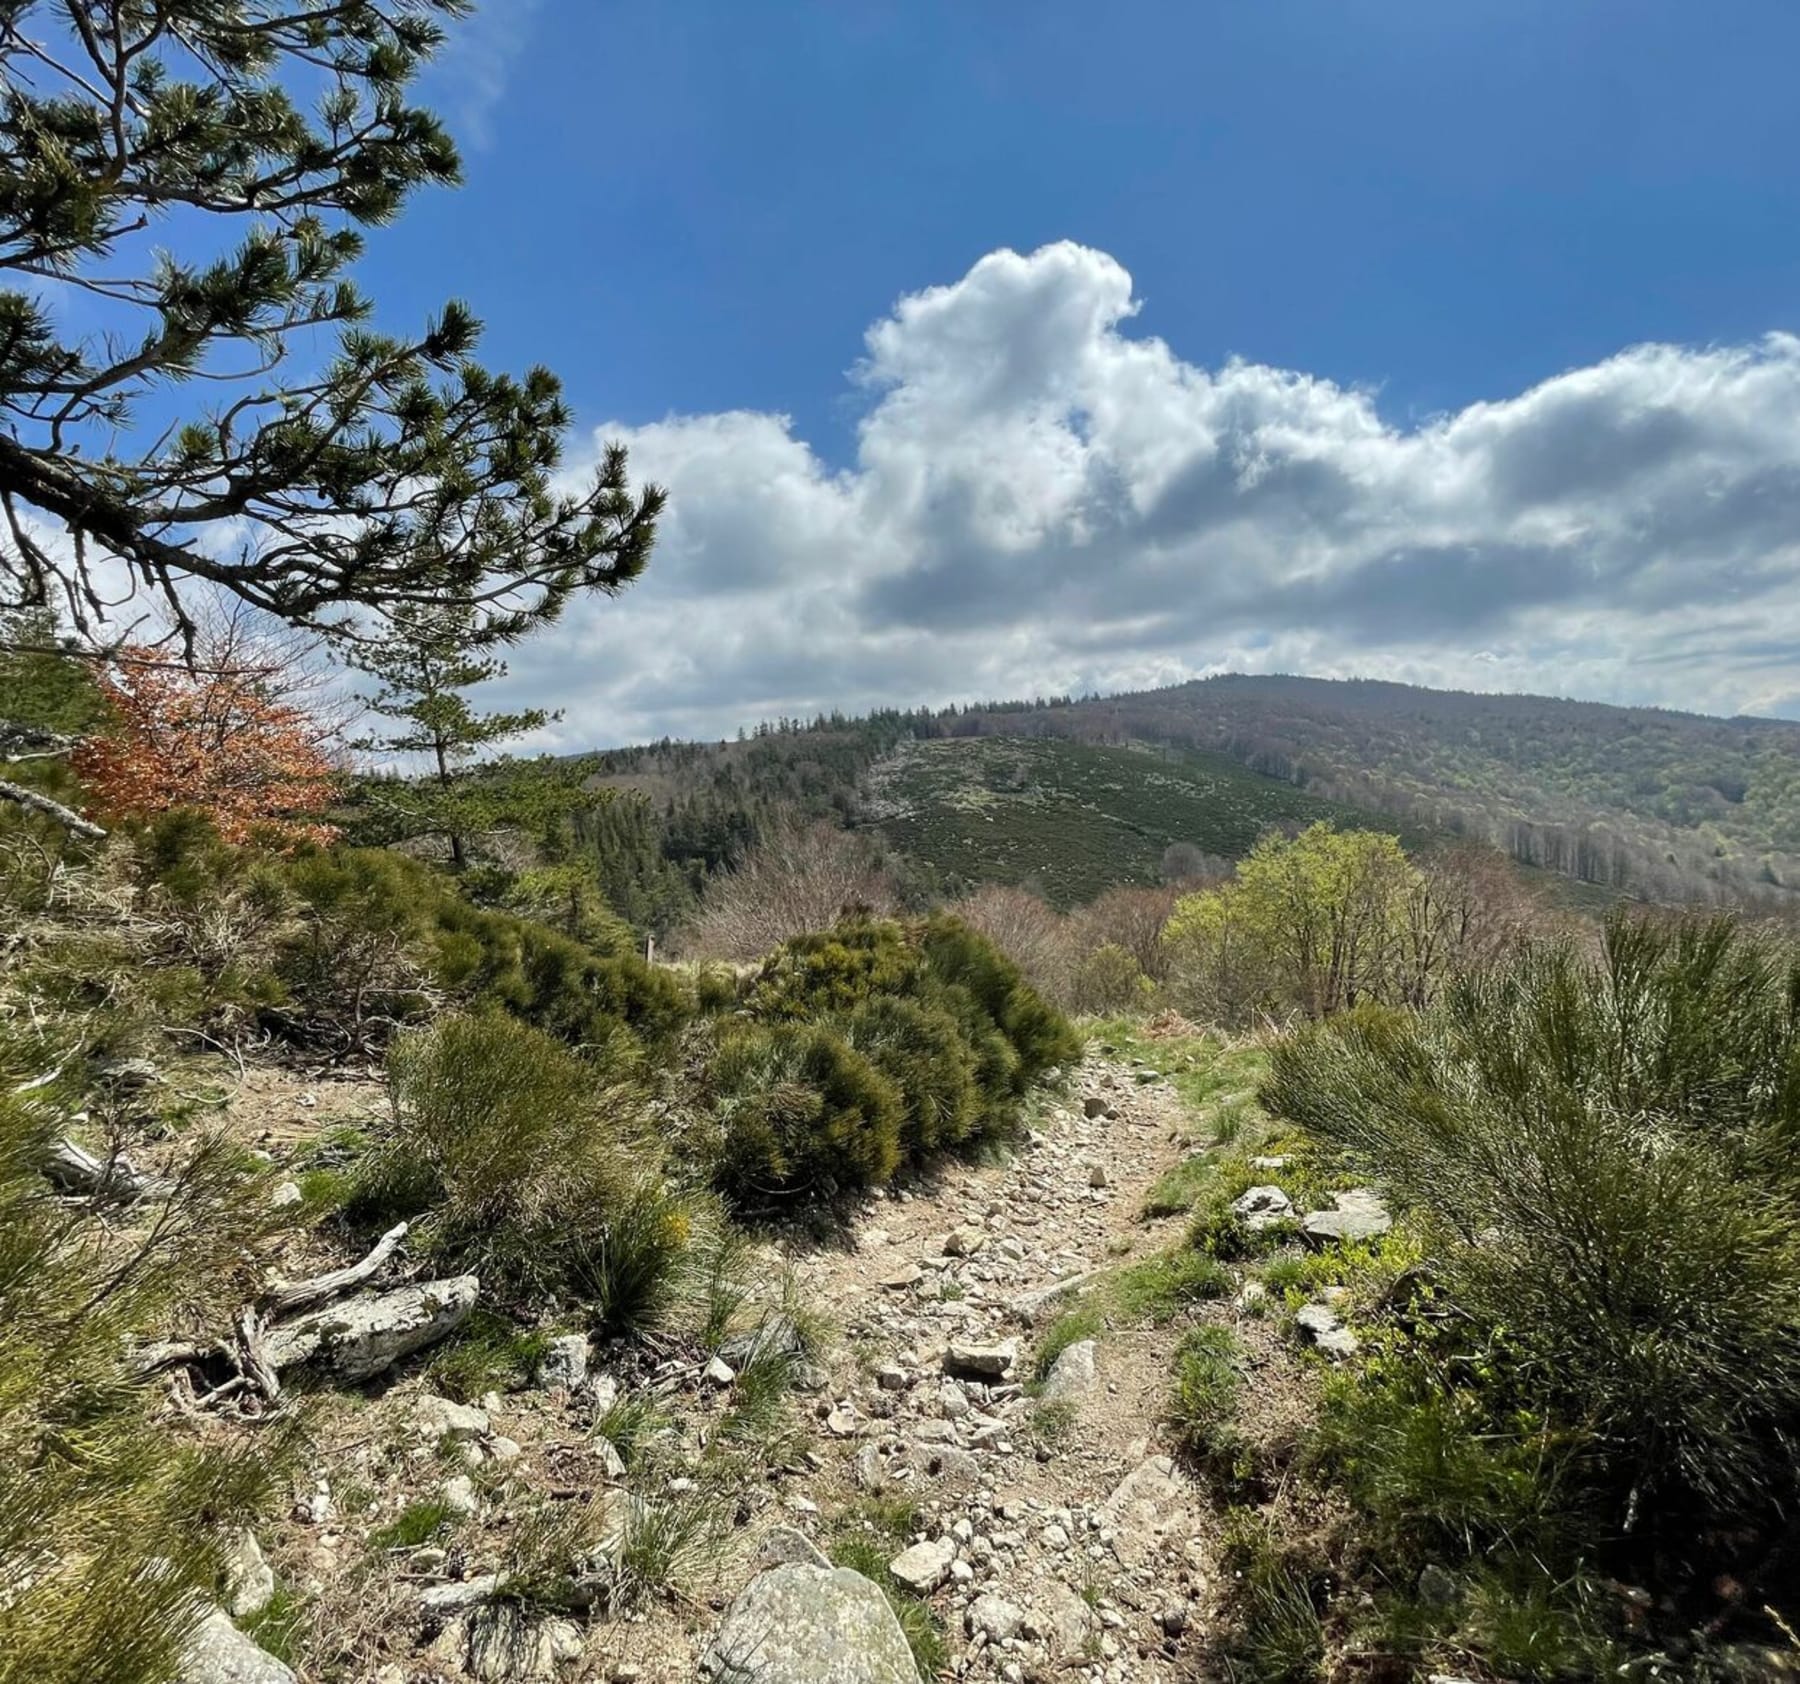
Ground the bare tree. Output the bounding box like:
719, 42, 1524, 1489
681, 819, 898, 961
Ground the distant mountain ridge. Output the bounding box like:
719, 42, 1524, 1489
947, 674, 1800, 904
578, 673, 1800, 918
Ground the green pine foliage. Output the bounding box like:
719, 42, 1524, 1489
688, 915, 1076, 1203
362, 1012, 698, 1330
0, 1030, 284, 1684
0, 1, 661, 652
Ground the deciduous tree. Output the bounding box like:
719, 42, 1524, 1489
71, 612, 341, 843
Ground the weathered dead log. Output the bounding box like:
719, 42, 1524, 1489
0, 779, 105, 838
44, 1137, 168, 1200
258, 1221, 409, 1319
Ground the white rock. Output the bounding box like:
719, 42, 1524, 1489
441, 1474, 480, 1517
178, 1610, 296, 1684
535, 1332, 590, 1390
222, 1530, 275, 1619
1039, 1339, 1097, 1405
889, 1537, 956, 1594
946, 1340, 1016, 1379
412, 1395, 491, 1443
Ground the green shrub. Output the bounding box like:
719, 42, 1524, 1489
1264, 912, 1800, 1536
712, 915, 1075, 1200
366, 1012, 695, 1327
842, 993, 983, 1156
919, 912, 1081, 1086
748, 919, 924, 1018
0, 1031, 284, 1684
703, 1020, 905, 1199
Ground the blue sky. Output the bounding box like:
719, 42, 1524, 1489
359, 1, 1800, 740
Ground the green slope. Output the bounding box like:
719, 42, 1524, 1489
862, 735, 1375, 906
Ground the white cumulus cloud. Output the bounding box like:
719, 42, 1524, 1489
495, 241, 1800, 746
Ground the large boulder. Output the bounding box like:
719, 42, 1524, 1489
262, 1275, 478, 1383
178, 1610, 296, 1684
702, 1563, 917, 1684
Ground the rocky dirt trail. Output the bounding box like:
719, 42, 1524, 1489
781, 1046, 1221, 1684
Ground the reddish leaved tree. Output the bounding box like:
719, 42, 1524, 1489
73, 617, 343, 845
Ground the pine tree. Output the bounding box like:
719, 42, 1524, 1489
0, 2, 661, 657
349, 602, 565, 866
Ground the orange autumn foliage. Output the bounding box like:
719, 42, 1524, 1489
73, 643, 342, 844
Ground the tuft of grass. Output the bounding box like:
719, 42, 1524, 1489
1214, 1511, 1327, 1684
1141, 1153, 1217, 1218
1171, 1325, 1245, 1463
240, 1585, 307, 1667
610, 1485, 736, 1610
368, 1499, 455, 1553
425, 1310, 552, 1403
593, 1392, 670, 1468
1111, 1248, 1232, 1322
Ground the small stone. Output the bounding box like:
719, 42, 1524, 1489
486, 1435, 522, 1463
1160, 1604, 1189, 1637
943, 1227, 988, 1258
882, 1264, 925, 1290
853, 1444, 889, 1491
440, 1474, 479, 1517
1039, 1339, 1097, 1405
757, 1525, 831, 1570
938, 1380, 972, 1419
1301, 1188, 1392, 1246
889, 1537, 956, 1594
1294, 1302, 1359, 1358
704, 1355, 738, 1386
1231, 1185, 1294, 1230
826, 1404, 860, 1437
270, 1180, 303, 1210
588, 1373, 619, 1415
1087, 1163, 1110, 1189
968, 1594, 1026, 1642
222, 1530, 275, 1619
535, 1332, 590, 1391
411, 1395, 490, 1444
1082, 1095, 1108, 1119
1417, 1563, 1462, 1608
594, 1439, 627, 1482
178, 1610, 296, 1684
876, 1365, 908, 1392
946, 1340, 1016, 1380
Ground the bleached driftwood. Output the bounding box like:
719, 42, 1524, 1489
137, 1221, 473, 1408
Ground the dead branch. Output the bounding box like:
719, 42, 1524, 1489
44, 1136, 168, 1200
258, 1220, 409, 1318
0, 778, 105, 838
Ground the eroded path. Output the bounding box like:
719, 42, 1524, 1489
788, 1047, 1220, 1683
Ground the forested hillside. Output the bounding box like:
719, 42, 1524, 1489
984, 674, 1800, 904
562, 675, 1798, 924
